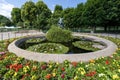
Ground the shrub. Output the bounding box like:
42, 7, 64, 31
46, 25, 73, 42
73, 41, 100, 51
27, 43, 69, 54
26, 38, 45, 43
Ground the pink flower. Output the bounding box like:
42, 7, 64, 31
61, 74, 65, 78
0, 52, 5, 55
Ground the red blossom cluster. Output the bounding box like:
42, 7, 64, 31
71, 62, 78, 67
6, 64, 23, 72
105, 60, 109, 65
85, 71, 96, 77
45, 74, 51, 79
61, 67, 65, 71
41, 64, 47, 70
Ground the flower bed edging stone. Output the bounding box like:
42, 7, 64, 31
8, 33, 117, 63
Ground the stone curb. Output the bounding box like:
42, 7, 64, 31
8, 33, 117, 63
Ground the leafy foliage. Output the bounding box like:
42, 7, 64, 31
21, 1, 37, 28
0, 15, 12, 26
35, 1, 51, 30
49, 5, 63, 25
26, 38, 45, 43
73, 41, 100, 51
27, 43, 69, 54
46, 26, 73, 42
11, 8, 22, 26
10, 0, 120, 31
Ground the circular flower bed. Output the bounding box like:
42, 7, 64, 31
0, 36, 120, 79
27, 43, 69, 54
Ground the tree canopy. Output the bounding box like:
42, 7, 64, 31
10, 0, 120, 32
11, 8, 22, 26
0, 15, 12, 26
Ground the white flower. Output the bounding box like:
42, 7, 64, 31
85, 65, 89, 67
99, 73, 105, 77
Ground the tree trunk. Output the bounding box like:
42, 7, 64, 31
108, 27, 110, 32
104, 26, 107, 32
116, 26, 118, 31
94, 26, 96, 32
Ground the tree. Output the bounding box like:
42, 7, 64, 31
54, 5, 63, 13
11, 8, 22, 26
0, 15, 12, 26
82, 0, 106, 31
50, 5, 63, 25
102, 0, 120, 31
63, 8, 75, 28
35, 1, 51, 29
74, 3, 84, 28
82, 0, 120, 32
21, 1, 37, 28
16, 22, 24, 28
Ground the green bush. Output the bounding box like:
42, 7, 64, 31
73, 41, 100, 51
27, 43, 69, 54
26, 38, 45, 43
46, 25, 73, 42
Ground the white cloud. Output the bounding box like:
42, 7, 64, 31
0, 0, 14, 18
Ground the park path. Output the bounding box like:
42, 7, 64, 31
0, 31, 120, 40
0, 31, 44, 40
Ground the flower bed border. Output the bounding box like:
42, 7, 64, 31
8, 33, 117, 62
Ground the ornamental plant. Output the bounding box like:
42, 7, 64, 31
0, 36, 120, 79
46, 25, 73, 42
27, 43, 69, 54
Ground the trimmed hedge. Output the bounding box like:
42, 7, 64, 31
46, 26, 73, 42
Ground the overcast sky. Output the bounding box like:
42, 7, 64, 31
0, 0, 86, 18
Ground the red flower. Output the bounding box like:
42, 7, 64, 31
71, 62, 78, 67
8, 64, 23, 72
86, 71, 96, 77
6, 64, 11, 68
45, 74, 51, 79
61, 74, 65, 78
41, 64, 47, 70
105, 60, 109, 65
0, 57, 3, 60
61, 67, 65, 71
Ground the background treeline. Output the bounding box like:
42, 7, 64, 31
0, 15, 12, 26
10, 0, 120, 32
